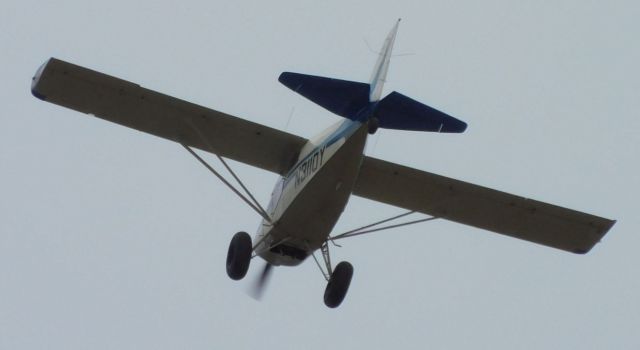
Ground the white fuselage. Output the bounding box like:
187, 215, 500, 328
254, 119, 369, 266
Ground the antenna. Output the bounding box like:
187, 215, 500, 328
369, 19, 401, 102
284, 106, 295, 131
363, 38, 379, 55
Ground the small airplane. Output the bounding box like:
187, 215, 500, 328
32, 20, 615, 308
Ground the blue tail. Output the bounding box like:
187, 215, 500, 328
278, 72, 466, 133
278, 72, 370, 119
278, 20, 467, 134
375, 91, 467, 133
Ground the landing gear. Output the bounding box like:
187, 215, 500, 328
226, 232, 252, 280
311, 242, 354, 308
323, 261, 353, 308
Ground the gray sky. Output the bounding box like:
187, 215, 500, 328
2, 1, 639, 349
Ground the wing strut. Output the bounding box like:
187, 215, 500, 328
307, 211, 438, 282
329, 211, 438, 244
181, 144, 272, 224
184, 118, 271, 218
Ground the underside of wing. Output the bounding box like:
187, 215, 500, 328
31, 58, 306, 175
353, 156, 615, 254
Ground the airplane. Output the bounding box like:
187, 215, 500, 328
31, 20, 615, 308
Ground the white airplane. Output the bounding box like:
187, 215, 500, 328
32, 20, 615, 308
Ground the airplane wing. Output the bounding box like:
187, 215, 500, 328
353, 156, 615, 254
31, 58, 306, 175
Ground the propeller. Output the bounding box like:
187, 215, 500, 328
248, 262, 273, 300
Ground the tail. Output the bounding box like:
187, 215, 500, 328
369, 18, 401, 102
278, 20, 467, 133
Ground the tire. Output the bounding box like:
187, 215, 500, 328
368, 117, 379, 134
323, 261, 354, 308
226, 232, 252, 280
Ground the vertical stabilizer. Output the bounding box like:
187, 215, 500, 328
369, 19, 401, 102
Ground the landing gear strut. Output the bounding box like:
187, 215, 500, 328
311, 241, 354, 308
226, 232, 252, 280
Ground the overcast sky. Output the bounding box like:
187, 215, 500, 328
2, 1, 639, 349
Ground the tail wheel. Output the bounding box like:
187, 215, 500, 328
368, 117, 379, 134
226, 232, 252, 280
323, 261, 354, 308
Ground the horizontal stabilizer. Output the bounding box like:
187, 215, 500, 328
375, 91, 467, 133
279, 72, 370, 119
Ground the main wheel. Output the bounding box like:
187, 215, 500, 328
226, 232, 252, 280
323, 261, 354, 308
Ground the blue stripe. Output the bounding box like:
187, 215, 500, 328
282, 119, 362, 187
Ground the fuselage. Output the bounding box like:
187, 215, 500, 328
254, 118, 369, 266
252, 20, 404, 267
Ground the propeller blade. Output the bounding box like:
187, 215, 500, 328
248, 262, 273, 300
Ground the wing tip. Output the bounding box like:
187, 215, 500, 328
31, 87, 47, 100
31, 57, 55, 100
571, 247, 590, 255
571, 218, 616, 254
